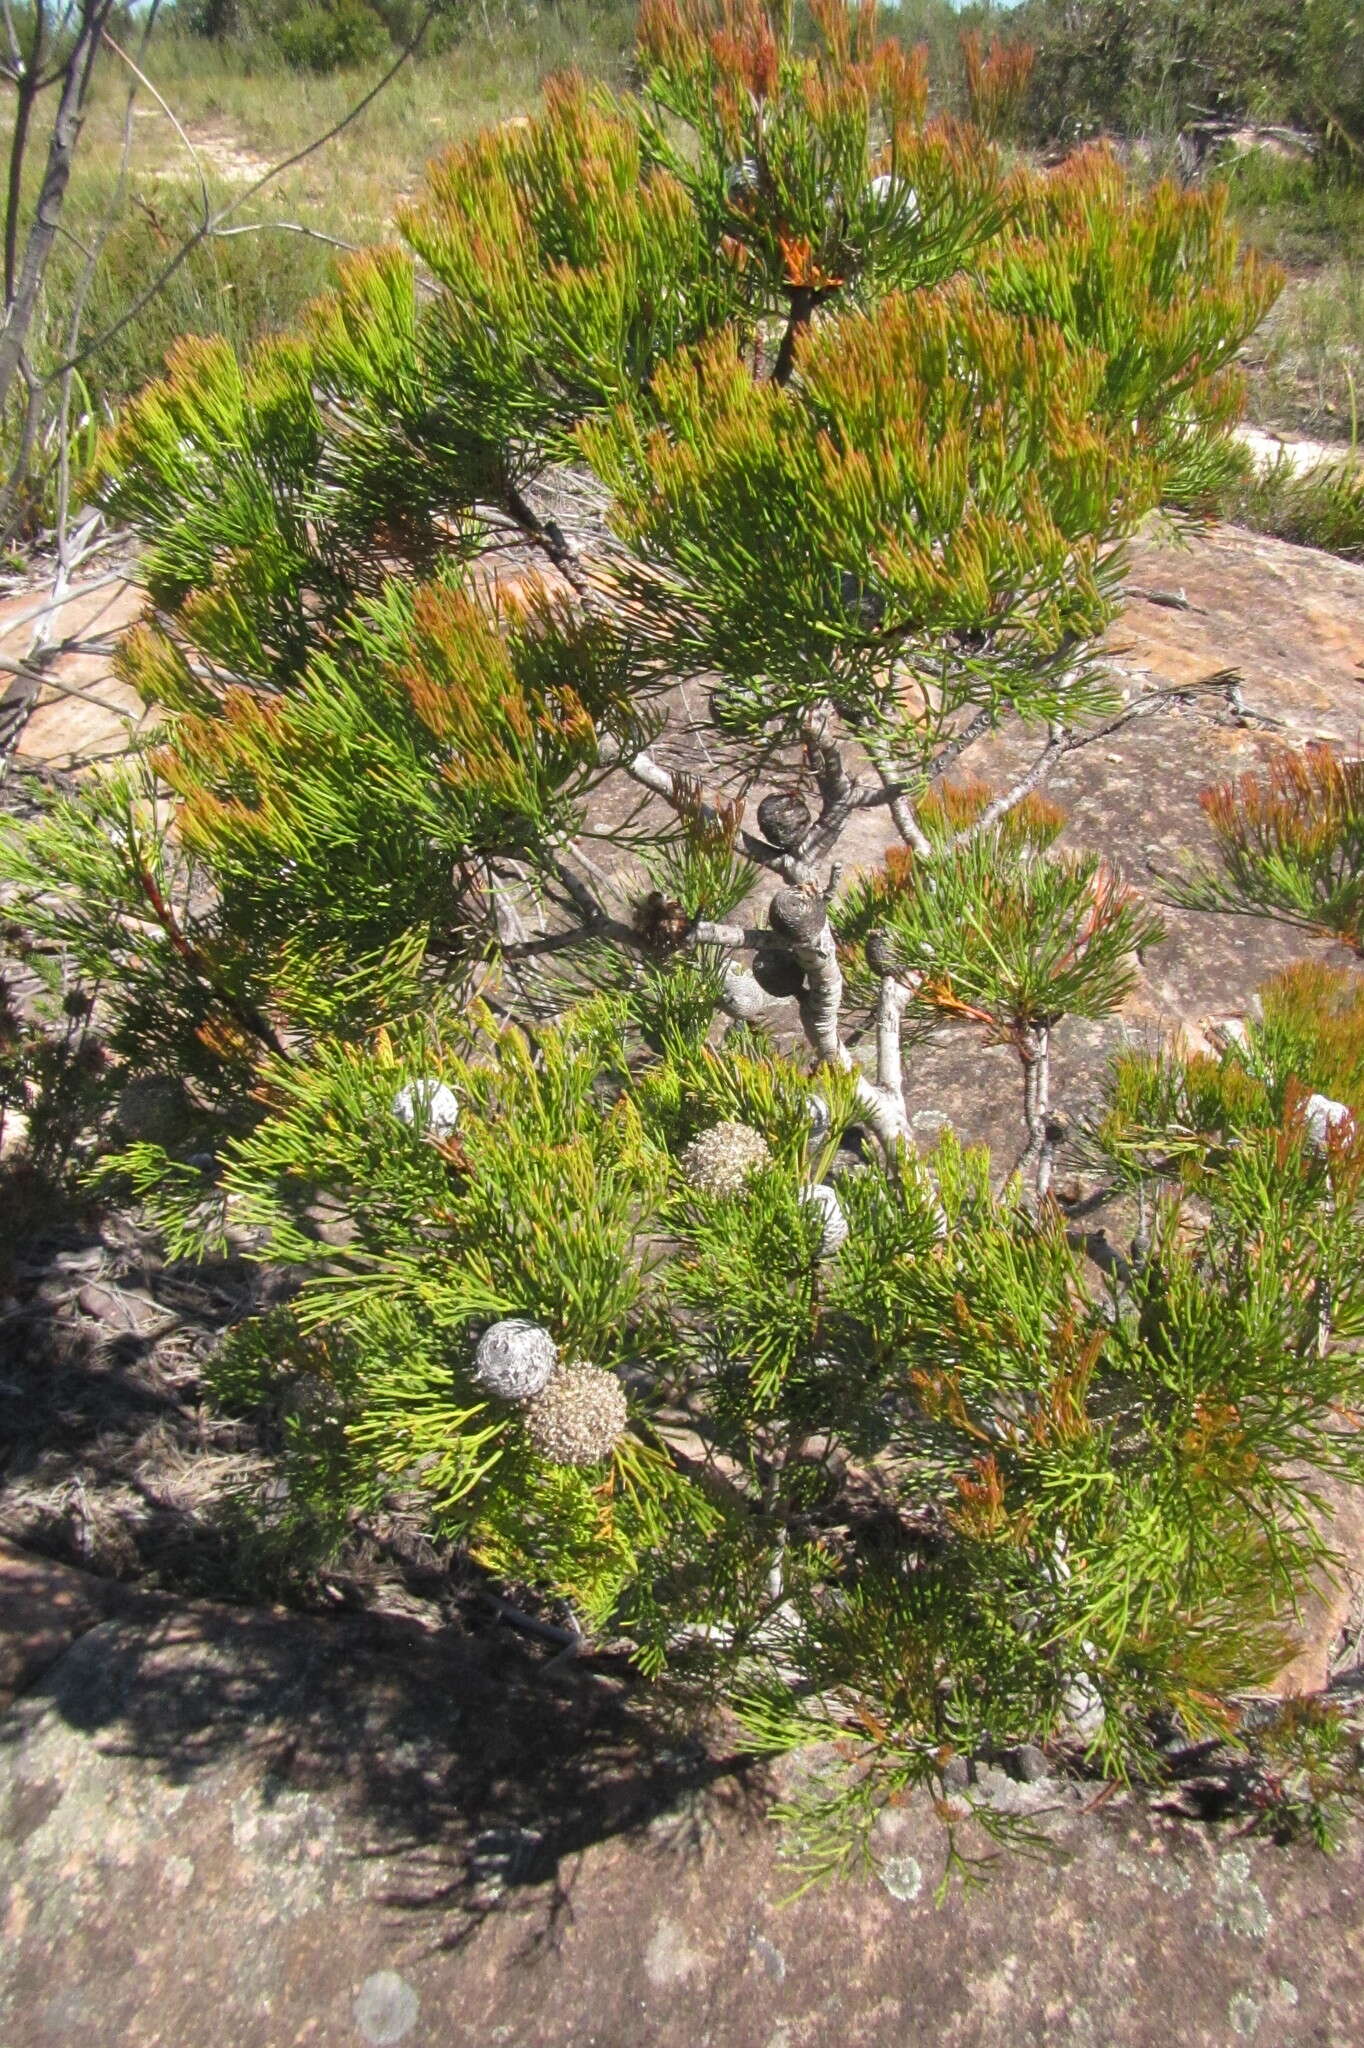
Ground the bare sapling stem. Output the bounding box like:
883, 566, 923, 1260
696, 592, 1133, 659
1016, 1022, 1053, 1200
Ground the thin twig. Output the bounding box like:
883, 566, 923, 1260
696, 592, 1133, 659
484, 1595, 579, 1649
100, 20, 206, 225
0, 565, 124, 634
1056, 670, 1245, 753
210, 220, 363, 258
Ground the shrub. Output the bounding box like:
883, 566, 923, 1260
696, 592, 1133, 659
273, 0, 393, 72
5, 0, 1362, 1880
1009, 0, 1364, 179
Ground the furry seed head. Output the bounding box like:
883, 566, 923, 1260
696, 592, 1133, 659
474, 1318, 558, 1402
392, 1078, 460, 1140
523, 1362, 628, 1467
679, 1121, 772, 1196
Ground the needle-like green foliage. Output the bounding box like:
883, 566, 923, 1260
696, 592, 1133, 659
119, 990, 1363, 1880
835, 811, 1165, 1035
1169, 741, 1364, 951
581, 282, 1152, 738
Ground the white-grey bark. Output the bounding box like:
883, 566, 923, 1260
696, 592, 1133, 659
1016, 1023, 1053, 1200
717, 962, 772, 1020
959, 725, 1068, 846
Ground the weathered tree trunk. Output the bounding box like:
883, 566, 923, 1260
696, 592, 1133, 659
0, 0, 115, 520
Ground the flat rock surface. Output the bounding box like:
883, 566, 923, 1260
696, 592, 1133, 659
0, 570, 145, 770
0, 1538, 156, 1708
1, 1543, 1362, 2048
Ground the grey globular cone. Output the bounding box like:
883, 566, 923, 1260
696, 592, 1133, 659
757, 791, 813, 853
474, 1318, 559, 1402
752, 946, 807, 999
523, 1362, 629, 1467
719, 963, 771, 1020
769, 887, 828, 946
865, 928, 904, 978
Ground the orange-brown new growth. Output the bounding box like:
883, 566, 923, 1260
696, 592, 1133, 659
1180, 1399, 1261, 1490
961, 30, 1035, 140
778, 233, 847, 290
1202, 744, 1364, 852
917, 779, 1066, 848
1200, 743, 1364, 950
949, 1452, 1010, 1539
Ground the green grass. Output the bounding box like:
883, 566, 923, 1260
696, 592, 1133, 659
1215, 152, 1364, 444
83, 6, 641, 177
1220, 450, 1364, 562
1221, 147, 1364, 266
46, 169, 347, 383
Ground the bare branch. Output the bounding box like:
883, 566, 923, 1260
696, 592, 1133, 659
692, 919, 766, 950
768, 887, 848, 1069
1058, 669, 1245, 753
772, 284, 815, 387
0, 567, 125, 634
211, 220, 364, 259
1015, 1023, 1054, 1201
872, 973, 910, 1127
546, 850, 607, 929
866, 737, 933, 856
0, 0, 114, 423
956, 723, 1067, 845
597, 734, 748, 844
854, 707, 999, 816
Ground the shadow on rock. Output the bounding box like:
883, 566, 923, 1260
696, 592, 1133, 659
0, 1583, 764, 1948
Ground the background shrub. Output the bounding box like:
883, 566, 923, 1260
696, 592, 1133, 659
273, 0, 394, 73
